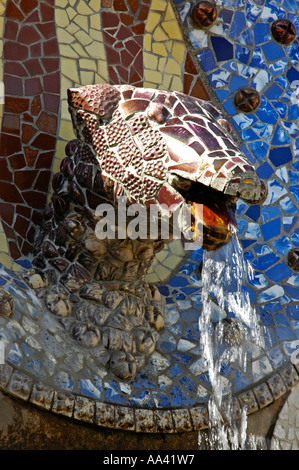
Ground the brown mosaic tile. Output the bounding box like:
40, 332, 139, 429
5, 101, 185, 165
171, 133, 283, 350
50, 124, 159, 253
101, 0, 149, 86
6, 0, 25, 21
4, 20, 19, 40
1, 0, 60, 260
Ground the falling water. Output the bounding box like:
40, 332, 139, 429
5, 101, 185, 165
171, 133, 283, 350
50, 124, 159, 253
198, 230, 265, 450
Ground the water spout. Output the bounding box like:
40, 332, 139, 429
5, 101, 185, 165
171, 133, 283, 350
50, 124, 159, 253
198, 230, 265, 450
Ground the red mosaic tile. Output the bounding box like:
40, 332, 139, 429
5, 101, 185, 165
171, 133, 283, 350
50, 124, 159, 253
119, 13, 134, 25
0, 134, 21, 156
31, 133, 56, 150
127, 0, 139, 14
2, 114, 20, 135
43, 38, 59, 56
43, 71, 60, 93
41, 57, 59, 73
14, 215, 29, 239
24, 147, 38, 167
5, 61, 28, 77
4, 41, 28, 60
24, 58, 44, 75
4, 75, 23, 95
114, 0, 128, 11
34, 151, 53, 169
0, 203, 14, 226
25, 77, 43, 96
9, 153, 26, 170
0, 158, 13, 182
18, 24, 41, 44
1, 1, 60, 260
4, 20, 19, 40
21, 123, 37, 143
43, 93, 60, 113
41, 2, 53, 22
30, 42, 41, 57
30, 95, 42, 115
14, 169, 38, 190
37, 22, 56, 39
6, 0, 25, 21
0, 181, 24, 203
36, 112, 57, 135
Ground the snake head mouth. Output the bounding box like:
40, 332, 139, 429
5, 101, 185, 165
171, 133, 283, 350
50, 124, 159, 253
67, 84, 266, 252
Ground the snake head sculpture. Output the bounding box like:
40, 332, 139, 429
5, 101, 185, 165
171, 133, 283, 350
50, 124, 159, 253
67, 83, 265, 250
25, 83, 267, 381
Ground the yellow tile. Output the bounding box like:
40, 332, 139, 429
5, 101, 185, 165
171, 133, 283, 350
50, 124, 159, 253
80, 70, 95, 85
97, 61, 109, 81
143, 81, 158, 89
56, 0, 68, 7
172, 42, 186, 64
144, 69, 163, 84
162, 20, 183, 40
62, 58, 79, 82
144, 52, 158, 70
162, 254, 182, 269
79, 58, 97, 71
144, 273, 159, 284
0, 253, 12, 270
158, 56, 167, 71
165, 40, 173, 52
60, 44, 79, 59
75, 30, 93, 46
90, 28, 102, 40
85, 41, 106, 60
66, 23, 80, 35
66, 7, 77, 21
72, 42, 89, 58
144, 33, 152, 52
59, 118, 76, 141
55, 9, 69, 28
169, 239, 185, 256
57, 27, 75, 44
74, 14, 89, 30
160, 74, 172, 89
146, 11, 161, 33
164, 58, 182, 75
164, 2, 175, 21
151, 0, 167, 11
170, 75, 183, 91
76, 0, 94, 15
155, 264, 171, 281
61, 75, 74, 96
90, 14, 101, 30
0, 234, 8, 252
155, 249, 168, 263
152, 42, 168, 56
94, 73, 107, 85
11, 262, 22, 273
89, 0, 101, 12
0, 1, 7, 16
153, 25, 169, 42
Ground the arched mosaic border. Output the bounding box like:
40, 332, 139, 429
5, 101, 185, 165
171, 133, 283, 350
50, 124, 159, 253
0, 361, 298, 433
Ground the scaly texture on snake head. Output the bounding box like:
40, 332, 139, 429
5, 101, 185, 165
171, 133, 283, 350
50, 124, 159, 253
67, 83, 265, 250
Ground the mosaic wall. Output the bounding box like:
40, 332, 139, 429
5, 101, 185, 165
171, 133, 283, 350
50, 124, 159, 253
0, 0, 298, 440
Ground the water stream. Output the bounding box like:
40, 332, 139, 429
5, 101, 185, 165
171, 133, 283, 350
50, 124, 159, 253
198, 231, 265, 450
